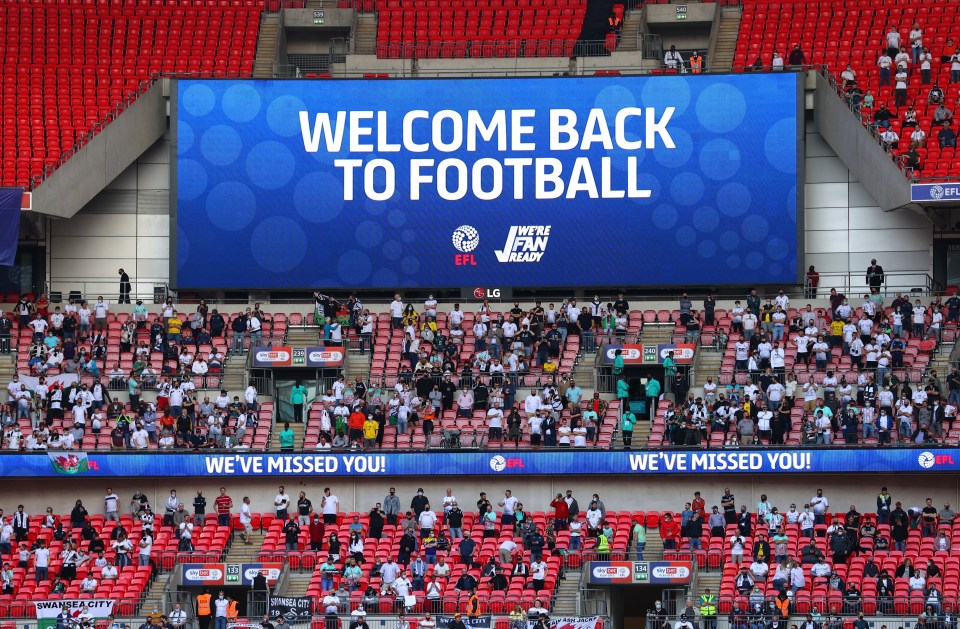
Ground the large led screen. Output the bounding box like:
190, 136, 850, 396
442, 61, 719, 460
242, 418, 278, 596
172, 74, 802, 289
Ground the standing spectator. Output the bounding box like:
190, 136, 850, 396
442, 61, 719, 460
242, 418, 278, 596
878, 50, 893, 86
118, 269, 131, 304
664, 46, 684, 70
788, 43, 806, 68
322, 487, 340, 524
275, 486, 291, 520
214, 487, 232, 527
290, 381, 307, 423
866, 260, 885, 290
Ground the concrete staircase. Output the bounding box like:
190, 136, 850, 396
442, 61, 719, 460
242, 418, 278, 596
616, 9, 644, 52
925, 338, 956, 386
229, 529, 267, 554
286, 326, 322, 347
252, 12, 282, 78
353, 13, 378, 55
221, 357, 249, 394
344, 350, 372, 384
271, 421, 305, 451
551, 568, 582, 616
138, 572, 174, 617
690, 347, 724, 398
283, 570, 316, 598
709, 6, 742, 71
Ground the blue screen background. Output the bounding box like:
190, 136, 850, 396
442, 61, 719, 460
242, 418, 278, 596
174, 74, 800, 289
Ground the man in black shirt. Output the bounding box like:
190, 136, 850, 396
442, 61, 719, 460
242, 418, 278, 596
368, 505, 385, 539
193, 491, 207, 519
921, 498, 939, 537
297, 492, 313, 526
613, 293, 629, 316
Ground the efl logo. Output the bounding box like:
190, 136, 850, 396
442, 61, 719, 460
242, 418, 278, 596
592, 565, 631, 579
474, 287, 501, 299
918, 451, 954, 468
605, 347, 641, 361
489, 456, 525, 472
255, 350, 291, 362
495, 225, 550, 262
185, 568, 223, 581
452, 225, 479, 266
651, 566, 691, 579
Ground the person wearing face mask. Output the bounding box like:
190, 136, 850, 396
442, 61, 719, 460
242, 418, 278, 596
411, 489, 429, 517
213, 591, 229, 629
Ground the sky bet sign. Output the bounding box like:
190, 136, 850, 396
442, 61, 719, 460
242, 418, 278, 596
173, 74, 801, 290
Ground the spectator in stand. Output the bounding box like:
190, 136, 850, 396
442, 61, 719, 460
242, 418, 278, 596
934, 104, 953, 126
664, 46, 683, 71
919, 47, 933, 84
885, 25, 902, 58
894, 66, 908, 107
877, 50, 893, 86
939, 121, 957, 149
788, 43, 806, 68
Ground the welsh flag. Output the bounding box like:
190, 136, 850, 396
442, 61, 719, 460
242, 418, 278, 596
48, 452, 91, 475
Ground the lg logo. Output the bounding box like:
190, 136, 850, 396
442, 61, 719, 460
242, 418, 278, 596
474, 287, 501, 299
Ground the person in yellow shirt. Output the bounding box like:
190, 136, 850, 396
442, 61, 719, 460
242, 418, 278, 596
542, 357, 557, 373
362, 415, 379, 449
167, 312, 183, 343
830, 317, 844, 349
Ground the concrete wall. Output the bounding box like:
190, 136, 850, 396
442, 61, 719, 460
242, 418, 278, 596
803, 120, 933, 294
0, 473, 954, 517
31, 81, 168, 220
47, 136, 171, 302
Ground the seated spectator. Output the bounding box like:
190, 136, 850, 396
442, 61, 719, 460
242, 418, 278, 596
910, 127, 927, 148
939, 122, 957, 149
880, 128, 900, 151
928, 84, 944, 105
872, 104, 893, 129
933, 104, 954, 126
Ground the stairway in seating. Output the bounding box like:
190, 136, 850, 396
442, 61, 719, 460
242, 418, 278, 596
354, 13, 378, 55
253, 12, 283, 78
709, 6, 742, 71
616, 8, 643, 52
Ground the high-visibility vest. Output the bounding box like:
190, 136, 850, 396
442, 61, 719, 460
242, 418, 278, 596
227, 601, 239, 620
691, 56, 703, 73
596, 534, 610, 552
699, 594, 717, 616
197, 594, 212, 616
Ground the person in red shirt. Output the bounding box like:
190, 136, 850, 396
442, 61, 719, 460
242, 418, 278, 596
309, 513, 326, 551
550, 493, 569, 531
660, 513, 680, 550
348, 410, 366, 443
692, 492, 706, 515
806, 265, 820, 299
214, 487, 233, 527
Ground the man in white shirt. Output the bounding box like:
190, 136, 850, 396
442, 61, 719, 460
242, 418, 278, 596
131, 424, 150, 450
418, 508, 437, 537
810, 489, 829, 524
104, 488, 120, 521
321, 487, 339, 524
499, 490, 519, 525
523, 391, 542, 418
275, 486, 291, 520
81, 575, 98, 593
530, 559, 548, 592
389, 295, 404, 329
240, 497, 254, 544
169, 604, 188, 628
